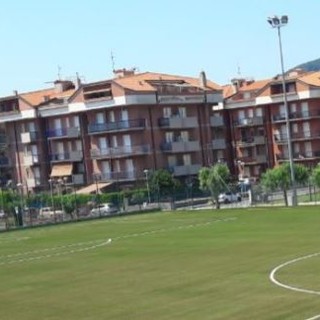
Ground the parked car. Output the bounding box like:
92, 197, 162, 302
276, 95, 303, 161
218, 192, 242, 204
90, 203, 118, 216
0, 210, 6, 218
39, 207, 64, 218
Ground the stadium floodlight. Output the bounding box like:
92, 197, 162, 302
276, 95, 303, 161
267, 15, 297, 206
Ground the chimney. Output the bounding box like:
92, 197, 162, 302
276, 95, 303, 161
113, 68, 136, 78
76, 72, 82, 89
231, 78, 246, 93
199, 71, 207, 88
13, 90, 18, 96
43, 95, 50, 102
54, 80, 75, 93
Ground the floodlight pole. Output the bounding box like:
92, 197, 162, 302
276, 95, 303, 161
144, 169, 151, 204
268, 15, 297, 206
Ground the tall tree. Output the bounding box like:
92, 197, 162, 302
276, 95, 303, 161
261, 163, 309, 206
149, 169, 180, 198
312, 164, 320, 188
198, 163, 230, 209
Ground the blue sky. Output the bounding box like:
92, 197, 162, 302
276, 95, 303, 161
0, 0, 318, 96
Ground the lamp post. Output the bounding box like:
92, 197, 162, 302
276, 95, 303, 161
94, 174, 101, 217
48, 179, 56, 222
73, 183, 78, 218
267, 15, 297, 206
16, 183, 24, 226
143, 169, 151, 204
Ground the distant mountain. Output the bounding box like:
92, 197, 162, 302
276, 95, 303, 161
293, 58, 320, 72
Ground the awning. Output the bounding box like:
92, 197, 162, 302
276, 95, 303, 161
76, 182, 113, 195
50, 164, 73, 178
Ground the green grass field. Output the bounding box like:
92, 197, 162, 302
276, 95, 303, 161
0, 206, 320, 320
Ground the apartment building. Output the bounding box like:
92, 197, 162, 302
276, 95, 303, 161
0, 70, 223, 193
223, 69, 320, 182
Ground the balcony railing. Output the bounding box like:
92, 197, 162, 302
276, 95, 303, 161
91, 145, 151, 159
100, 171, 136, 181
160, 140, 200, 153
289, 110, 320, 120
72, 174, 84, 185
169, 164, 201, 176
212, 138, 226, 150
277, 151, 320, 161
236, 136, 265, 146
88, 119, 146, 134
0, 157, 10, 167
293, 151, 320, 159
26, 178, 41, 188
21, 131, 38, 144
273, 110, 320, 122
24, 154, 39, 166
233, 117, 264, 127
158, 116, 198, 128
50, 151, 83, 162
210, 116, 224, 127
46, 127, 80, 139
274, 131, 320, 143
237, 155, 267, 164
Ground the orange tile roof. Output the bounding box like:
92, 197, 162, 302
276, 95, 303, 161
113, 72, 222, 92
222, 84, 234, 98
20, 88, 75, 107
238, 79, 271, 92
297, 71, 320, 86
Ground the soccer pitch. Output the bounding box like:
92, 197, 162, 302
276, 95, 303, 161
0, 207, 319, 320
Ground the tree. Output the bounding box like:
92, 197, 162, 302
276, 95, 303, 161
261, 163, 310, 206
150, 169, 179, 197
311, 164, 320, 188
198, 163, 230, 209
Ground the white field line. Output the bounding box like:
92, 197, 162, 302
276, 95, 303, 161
0, 239, 112, 266
0, 237, 30, 243
0, 217, 236, 266
269, 252, 320, 320
269, 252, 320, 295
305, 315, 320, 320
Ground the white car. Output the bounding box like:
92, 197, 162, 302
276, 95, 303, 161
218, 192, 241, 204
39, 207, 64, 218
90, 203, 118, 216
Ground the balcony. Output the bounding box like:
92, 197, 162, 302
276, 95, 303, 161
160, 140, 200, 153
101, 171, 136, 181
212, 138, 226, 150
88, 119, 146, 134
21, 131, 38, 144
237, 155, 267, 164
50, 151, 83, 162
158, 116, 198, 129
289, 110, 320, 120
91, 145, 151, 159
26, 178, 41, 188
72, 174, 85, 185
169, 164, 202, 176
233, 117, 264, 127
0, 157, 10, 167
24, 154, 39, 166
46, 127, 80, 139
236, 136, 265, 147
210, 116, 224, 127
293, 151, 320, 160
274, 131, 320, 144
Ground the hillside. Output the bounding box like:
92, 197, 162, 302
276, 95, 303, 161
294, 58, 320, 72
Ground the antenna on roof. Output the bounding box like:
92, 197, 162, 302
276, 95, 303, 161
111, 51, 116, 72
57, 65, 62, 80
237, 62, 242, 77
